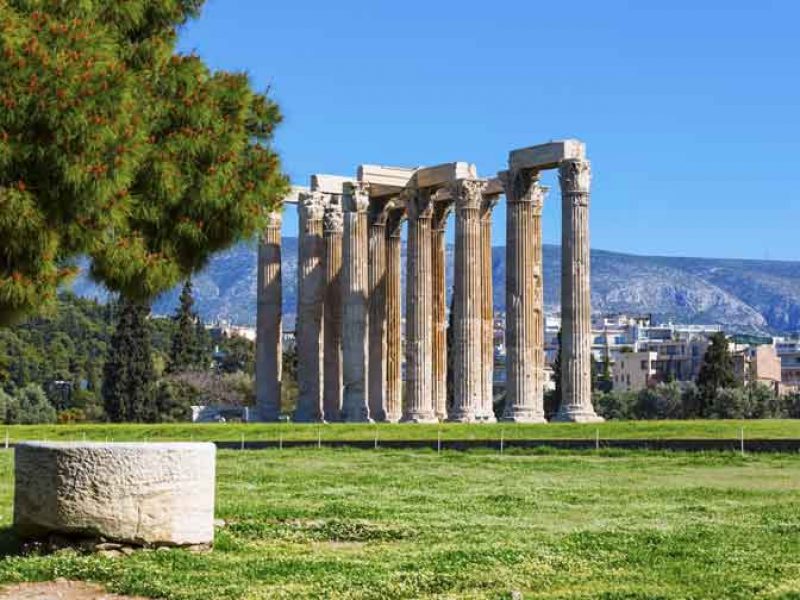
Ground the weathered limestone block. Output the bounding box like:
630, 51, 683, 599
14, 442, 216, 546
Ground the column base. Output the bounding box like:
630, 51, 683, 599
446, 411, 478, 423
293, 415, 325, 423
340, 410, 373, 423
551, 408, 604, 423
501, 408, 547, 424
481, 415, 498, 424
401, 411, 438, 424
385, 413, 402, 423
255, 408, 281, 422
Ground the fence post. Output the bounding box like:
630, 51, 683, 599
500, 428, 504, 455
374, 427, 379, 450
279, 431, 283, 451
4, 430, 8, 450
240, 433, 245, 451
740, 427, 745, 457
595, 429, 600, 451
437, 428, 442, 456
317, 427, 322, 450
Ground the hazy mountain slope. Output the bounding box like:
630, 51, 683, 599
69, 239, 800, 333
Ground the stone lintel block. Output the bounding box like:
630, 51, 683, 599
415, 162, 477, 189
281, 185, 309, 206
358, 164, 418, 197
311, 174, 354, 195
14, 442, 216, 546
509, 139, 585, 172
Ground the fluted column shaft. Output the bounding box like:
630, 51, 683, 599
450, 180, 485, 422
295, 192, 326, 422
479, 197, 498, 422
555, 159, 603, 422
431, 202, 451, 421
385, 210, 404, 422
341, 182, 371, 422
368, 199, 392, 422
323, 199, 343, 422
403, 188, 436, 422
255, 211, 283, 421
502, 170, 547, 423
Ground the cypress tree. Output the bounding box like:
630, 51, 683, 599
696, 331, 738, 414
167, 280, 200, 373
102, 299, 156, 422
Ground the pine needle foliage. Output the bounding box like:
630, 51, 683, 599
0, 0, 288, 324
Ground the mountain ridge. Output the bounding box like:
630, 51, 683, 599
68, 238, 800, 334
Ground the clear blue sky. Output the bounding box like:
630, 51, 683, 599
178, 0, 800, 260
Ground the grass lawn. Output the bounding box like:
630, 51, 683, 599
0, 448, 798, 599
2, 419, 800, 444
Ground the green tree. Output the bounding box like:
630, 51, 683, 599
167, 280, 202, 373
0, 1, 288, 324
545, 329, 562, 418
218, 334, 255, 375
102, 299, 156, 422
696, 332, 738, 414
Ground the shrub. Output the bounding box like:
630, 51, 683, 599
6, 384, 56, 424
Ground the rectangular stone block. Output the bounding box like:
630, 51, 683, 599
509, 139, 585, 171
283, 185, 309, 205
311, 174, 353, 195
358, 165, 417, 197
416, 162, 477, 188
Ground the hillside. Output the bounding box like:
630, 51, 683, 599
69, 239, 800, 333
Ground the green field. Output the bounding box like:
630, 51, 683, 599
1, 419, 800, 445
0, 447, 798, 599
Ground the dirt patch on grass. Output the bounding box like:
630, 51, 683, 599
0, 580, 151, 600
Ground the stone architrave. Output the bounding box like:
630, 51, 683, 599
431, 200, 453, 421
14, 442, 216, 546
368, 198, 394, 422
554, 159, 603, 422
450, 180, 485, 422
479, 193, 499, 422
323, 198, 344, 422
403, 187, 437, 422
341, 182, 372, 422
255, 210, 282, 422
502, 169, 548, 423
294, 191, 326, 422
384, 208, 405, 422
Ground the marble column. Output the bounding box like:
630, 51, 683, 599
341, 182, 372, 422
479, 194, 499, 422
555, 159, 603, 422
368, 198, 393, 422
294, 192, 326, 422
502, 170, 547, 423
450, 180, 484, 422
255, 210, 283, 421
385, 209, 405, 423
322, 198, 343, 422
431, 201, 452, 421
403, 187, 437, 422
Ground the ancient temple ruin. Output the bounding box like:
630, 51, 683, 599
255, 140, 603, 423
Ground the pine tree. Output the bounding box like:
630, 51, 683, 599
167, 280, 200, 373
102, 299, 157, 422
696, 331, 738, 414
0, 2, 288, 324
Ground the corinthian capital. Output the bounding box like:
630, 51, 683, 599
265, 209, 283, 229
559, 159, 591, 195
299, 191, 326, 221
500, 169, 544, 206
453, 179, 487, 212
323, 197, 344, 234
343, 181, 370, 213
